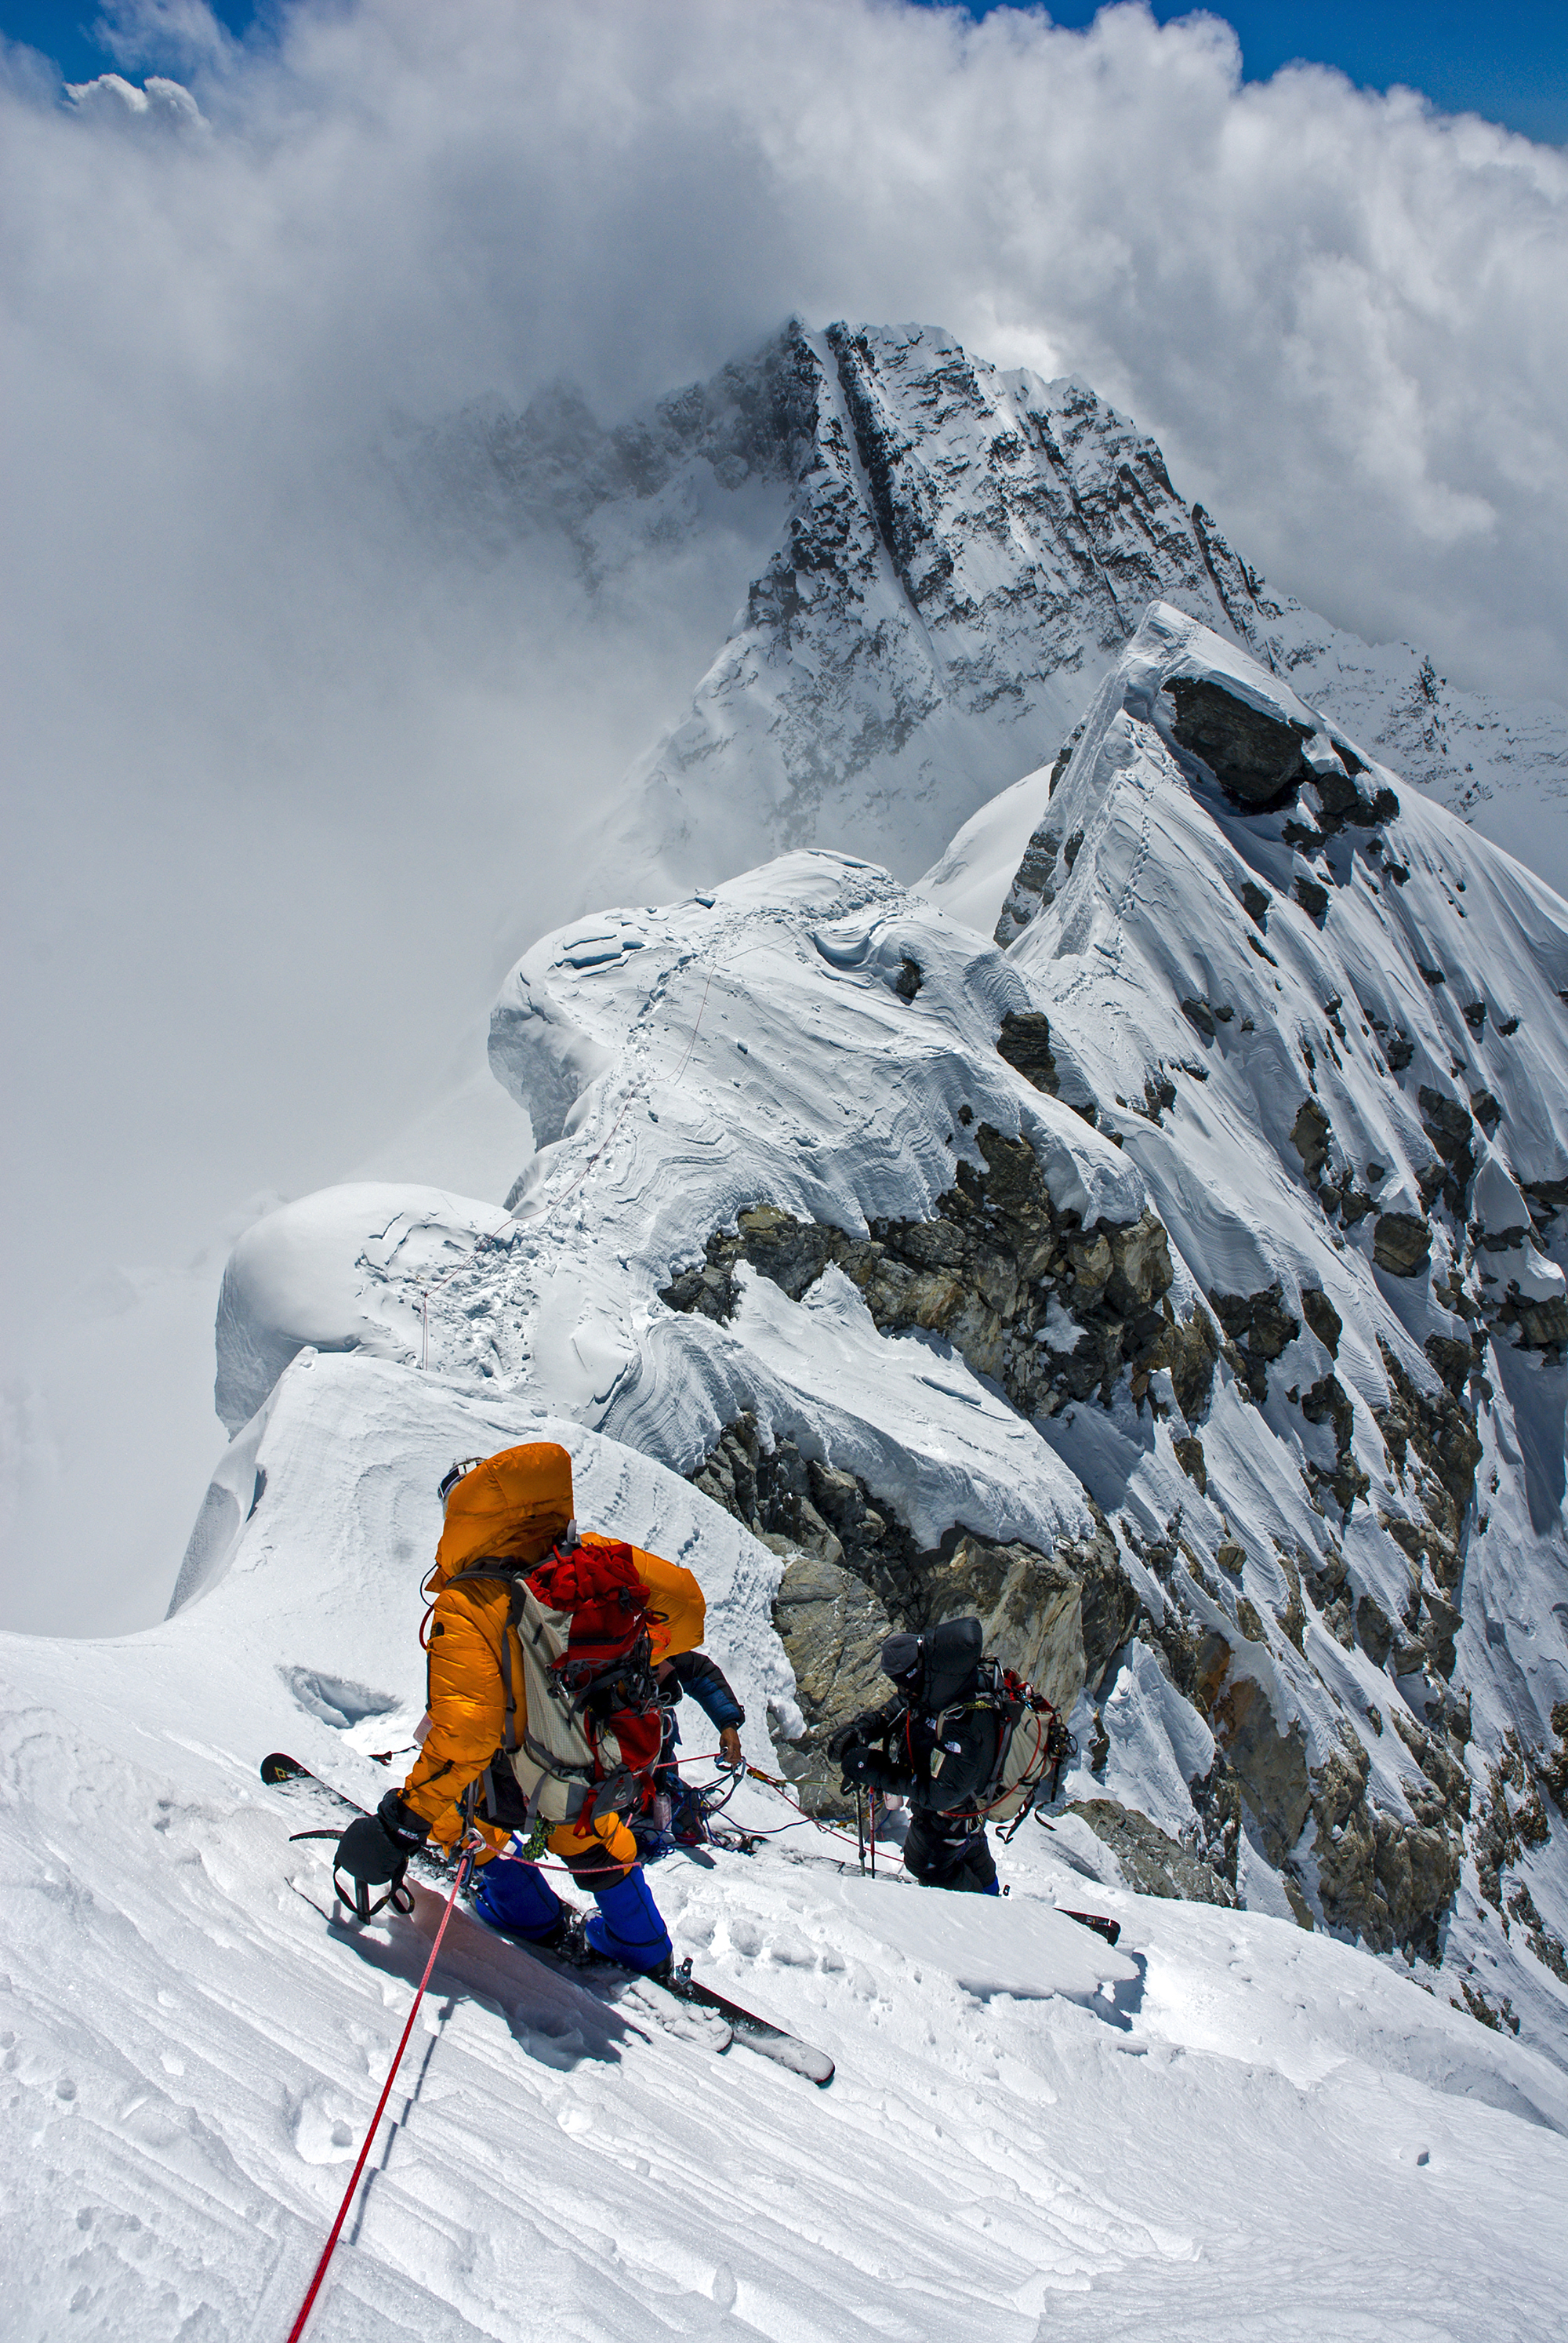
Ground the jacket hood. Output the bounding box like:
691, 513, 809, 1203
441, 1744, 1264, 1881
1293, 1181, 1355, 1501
434, 1442, 574, 1584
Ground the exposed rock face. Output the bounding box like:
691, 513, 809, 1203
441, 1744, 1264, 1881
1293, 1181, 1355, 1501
1417, 1086, 1478, 1215
994, 1009, 1059, 1095
419, 318, 1565, 914
1300, 1287, 1342, 1354
1299, 1372, 1367, 1513
591, 321, 1294, 895
1065, 1798, 1238, 1905
995, 829, 1065, 948
1375, 1341, 1483, 1520
1311, 1731, 1464, 1963
1373, 1211, 1432, 1277
1207, 1284, 1299, 1403
1162, 675, 1400, 837
1167, 676, 1310, 806
1290, 1098, 1332, 1179
661, 1124, 1216, 1426
1210, 1676, 1312, 1875
688, 1415, 1118, 1814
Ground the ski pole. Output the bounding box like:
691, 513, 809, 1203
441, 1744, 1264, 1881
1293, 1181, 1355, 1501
869, 1792, 877, 1880
284, 1848, 474, 2342
855, 1789, 866, 1875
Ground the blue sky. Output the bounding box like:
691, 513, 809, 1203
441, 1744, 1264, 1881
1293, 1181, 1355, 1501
944, 2, 1568, 145
5, 0, 1566, 145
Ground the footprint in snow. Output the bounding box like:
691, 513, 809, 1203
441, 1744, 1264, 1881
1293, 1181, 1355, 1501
292, 2091, 355, 2164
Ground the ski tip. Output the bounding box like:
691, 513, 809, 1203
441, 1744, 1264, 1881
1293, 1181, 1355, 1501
1062, 1909, 1123, 1947
260, 1753, 309, 1785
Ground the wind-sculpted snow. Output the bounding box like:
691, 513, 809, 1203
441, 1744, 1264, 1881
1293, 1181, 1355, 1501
205, 686, 1568, 2060
453, 850, 1126, 1554
214, 1181, 520, 1436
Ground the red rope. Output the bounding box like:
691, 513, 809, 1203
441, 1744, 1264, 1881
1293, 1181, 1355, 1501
284, 1851, 474, 2342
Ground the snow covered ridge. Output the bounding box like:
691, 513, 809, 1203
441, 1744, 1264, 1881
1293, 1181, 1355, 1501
417, 318, 1567, 900
11, 610, 1568, 2335
928, 602, 1568, 2046
207, 609, 1568, 2065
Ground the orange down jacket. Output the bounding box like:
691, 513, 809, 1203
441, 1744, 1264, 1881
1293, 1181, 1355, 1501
398, 1442, 706, 1873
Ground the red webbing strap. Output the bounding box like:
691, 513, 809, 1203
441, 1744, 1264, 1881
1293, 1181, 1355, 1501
283, 1850, 474, 2342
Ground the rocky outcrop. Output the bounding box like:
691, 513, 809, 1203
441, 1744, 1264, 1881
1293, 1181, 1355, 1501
1372, 1211, 1432, 1277
1298, 1372, 1368, 1514
1065, 1797, 1238, 1906
994, 1008, 1059, 1095
1210, 1675, 1312, 1879
1166, 677, 1311, 808
689, 1416, 1121, 1814
995, 832, 1065, 949
1375, 1340, 1483, 1520
662, 1124, 1218, 1426
1300, 1287, 1342, 1354
1207, 1283, 1298, 1402
1164, 675, 1399, 830
1417, 1086, 1478, 1215
1310, 1731, 1463, 1963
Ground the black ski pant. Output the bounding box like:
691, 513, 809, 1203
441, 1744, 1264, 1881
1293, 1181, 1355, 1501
903, 1808, 997, 1894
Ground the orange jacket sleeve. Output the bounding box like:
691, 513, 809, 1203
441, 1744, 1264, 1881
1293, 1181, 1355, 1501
400, 1578, 510, 1847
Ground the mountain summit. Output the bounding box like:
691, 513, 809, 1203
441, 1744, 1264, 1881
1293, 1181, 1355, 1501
424, 320, 1566, 901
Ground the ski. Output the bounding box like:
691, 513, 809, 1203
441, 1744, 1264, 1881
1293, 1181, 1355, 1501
260, 1751, 459, 1886
263, 1753, 834, 2083
1062, 1909, 1123, 1947
662, 1958, 834, 2087
453, 1908, 735, 2055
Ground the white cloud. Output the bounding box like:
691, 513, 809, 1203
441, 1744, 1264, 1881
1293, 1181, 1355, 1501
64, 71, 207, 128
2, 0, 1566, 1622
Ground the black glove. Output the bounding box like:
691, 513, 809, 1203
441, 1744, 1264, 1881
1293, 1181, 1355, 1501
332, 1795, 426, 1922
376, 1790, 430, 1851
839, 1742, 881, 1786
827, 1714, 878, 1764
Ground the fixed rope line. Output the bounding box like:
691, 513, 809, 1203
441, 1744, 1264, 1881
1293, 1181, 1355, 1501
283, 1848, 474, 2342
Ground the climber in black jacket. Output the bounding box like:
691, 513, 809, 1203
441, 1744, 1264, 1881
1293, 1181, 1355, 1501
829, 1618, 1002, 1894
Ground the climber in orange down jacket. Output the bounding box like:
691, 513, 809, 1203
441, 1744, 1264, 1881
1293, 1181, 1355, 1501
331, 1441, 707, 1974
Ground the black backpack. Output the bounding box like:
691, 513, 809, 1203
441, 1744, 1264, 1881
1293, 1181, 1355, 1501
914, 1617, 1074, 1827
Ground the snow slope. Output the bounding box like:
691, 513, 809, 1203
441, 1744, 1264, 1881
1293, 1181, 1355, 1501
4, 1349, 1566, 2339
927, 601, 1568, 2038
6, 325, 1568, 2331
15, 316, 1563, 1644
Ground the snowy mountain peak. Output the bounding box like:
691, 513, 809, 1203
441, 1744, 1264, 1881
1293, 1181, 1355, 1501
590, 319, 1280, 896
